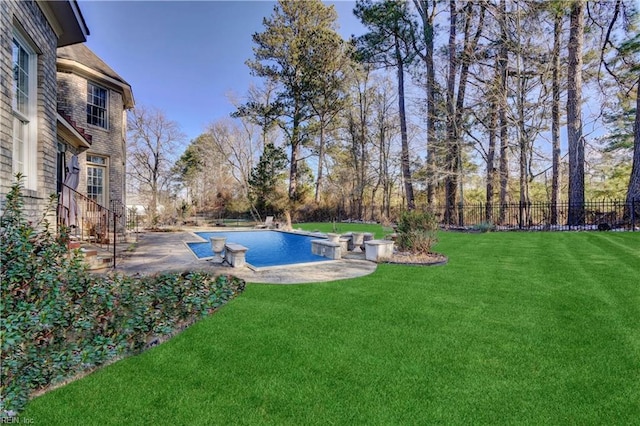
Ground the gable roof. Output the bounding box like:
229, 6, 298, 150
57, 43, 128, 85
57, 44, 134, 109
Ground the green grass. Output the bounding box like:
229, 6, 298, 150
295, 221, 387, 238
22, 231, 640, 425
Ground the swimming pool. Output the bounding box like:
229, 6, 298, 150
186, 230, 329, 269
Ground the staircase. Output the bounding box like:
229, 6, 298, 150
58, 182, 129, 270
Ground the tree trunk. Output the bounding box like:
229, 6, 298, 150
625, 76, 640, 215
498, 0, 509, 224
515, 5, 529, 220
414, 0, 437, 207
455, 2, 484, 224
444, 1, 484, 225
567, 0, 585, 226
288, 103, 302, 202
486, 95, 497, 223
397, 41, 415, 211
314, 121, 325, 203
444, 0, 458, 225
551, 11, 562, 224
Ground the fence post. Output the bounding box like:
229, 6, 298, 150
113, 210, 117, 269
632, 198, 637, 231
518, 201, 523, 230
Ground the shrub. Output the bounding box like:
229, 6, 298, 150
396, 210, 438, 254
473, 221, 496, 233
0, 178, 245, 417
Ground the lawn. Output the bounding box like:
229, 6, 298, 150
22, 230, 640, 424
294, 221, 388, 239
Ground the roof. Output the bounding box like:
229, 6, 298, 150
57, 112, 92, 150
58, 44, 128, 86
57, 44, 135, 109
37, 0, 89, 47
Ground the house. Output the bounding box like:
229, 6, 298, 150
56, 43, 134, 217
1, 0, 89, 220
2, 0, 134, 242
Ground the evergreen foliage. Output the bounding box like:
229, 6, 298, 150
248, 143, 288, 216
0, 178, 245, 417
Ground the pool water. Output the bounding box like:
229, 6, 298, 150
186, 230, 328, 268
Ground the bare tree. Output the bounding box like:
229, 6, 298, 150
444, 0, 486, 225
371, 78, 399, 220
127, 106, 185, 223
206, 118, 262, 213
345, 65, 375, 219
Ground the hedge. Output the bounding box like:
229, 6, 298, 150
0, 177, 245, 417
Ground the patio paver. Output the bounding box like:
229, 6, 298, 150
114, 229, 377, 284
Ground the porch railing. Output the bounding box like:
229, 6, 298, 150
57, 182, 127, 268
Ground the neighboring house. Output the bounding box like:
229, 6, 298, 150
56, 43, 134, 215
1, 0, 89, 220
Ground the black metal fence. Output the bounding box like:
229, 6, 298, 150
431, 199, 639, 231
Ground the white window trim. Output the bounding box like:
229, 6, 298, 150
12, 28, 38, 190
87, 81, 109, 130
86, 154, 109, 206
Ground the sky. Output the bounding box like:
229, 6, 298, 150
79, 0, 365, 144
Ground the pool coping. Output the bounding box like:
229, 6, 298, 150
184, 229, 336, 271
112, 228, 377, 284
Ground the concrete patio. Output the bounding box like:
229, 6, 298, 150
111, 229, 377, 284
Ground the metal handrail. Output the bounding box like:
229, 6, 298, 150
57, 182, 124, 268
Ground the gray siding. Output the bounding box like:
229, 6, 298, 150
1, 0, 59, 220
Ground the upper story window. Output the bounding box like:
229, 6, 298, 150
87, 81, 108, 128
11, 29, 38, 190
12, 39, 30, 116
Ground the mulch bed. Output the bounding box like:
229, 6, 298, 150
385, 251, 448, 266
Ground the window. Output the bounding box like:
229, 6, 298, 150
87, 82, 108, 128
11, 30, 37, 189
87, 154, 108, 206
56, 140, 67, 193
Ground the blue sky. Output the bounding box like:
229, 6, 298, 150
79, 0, 365, 144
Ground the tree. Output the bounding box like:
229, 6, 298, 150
246, 0, 342, 206
172, 142, 202, 208
232, 82, 280, 149
371, 77, 399, 220
628, 76, 640, 207
354, 0, 417, 211
594, 5, 639, 211
412, 0, 438, 206
344, 64, 375, 220
567, 0, 585, 225
550, 4, 564, 224
176, 121, 255, 216
205, 118, 260, 201
299, 23, 351, 203
248, 143, 288, 218
443, 0, 486, 224
127, 106, 185, 223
